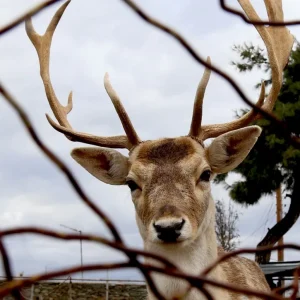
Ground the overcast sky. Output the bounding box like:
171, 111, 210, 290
1, 0, 300, 280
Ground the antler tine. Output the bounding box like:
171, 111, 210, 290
189, 57, 211, 137
200, 82, 265, 140
199, 0, 294, 141
25, 1, 72, 130
239, 0, 294, 112
25, 1, 133, 150
104, 73, 141, 147
46, 115, 130, 148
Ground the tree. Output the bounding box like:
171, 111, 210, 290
215, 43, 300, 263
215, 200, 240, 251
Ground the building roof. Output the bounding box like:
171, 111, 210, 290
260, 261, 300, 277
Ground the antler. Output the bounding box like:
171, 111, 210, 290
25, 1, 140, 150
189, 0, 294, 141
189, 57, 212, 137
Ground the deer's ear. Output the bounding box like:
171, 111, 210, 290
71, 147, 129, 185
206, 126, 261, 174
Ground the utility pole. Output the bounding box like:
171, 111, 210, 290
60, 224, 83, 280
276, 185, 284, 262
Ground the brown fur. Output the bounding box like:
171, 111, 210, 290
137, 138, 197, 164
131, 137, 208, 232
71, 132, 268, 299
220, 255, 270, 299
27, 1, 292, 298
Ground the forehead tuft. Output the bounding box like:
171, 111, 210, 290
136, 138, 198, 164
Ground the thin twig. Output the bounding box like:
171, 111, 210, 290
0, 82, 122, 242
219, 0, 300, 26
2, 228, 300, 299
119, 0, 300, 148
0, 227, 175, 269
0, 0, 64, 35
1, 1, 300, 300
290, 268, 300, 300
0, 260, 287, 300
0, 262, 131, 297
202, 243, 300, 276
0, 240, 22, 299
0, 82, 166, 300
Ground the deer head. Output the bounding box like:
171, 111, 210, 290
25, 0, 293, 246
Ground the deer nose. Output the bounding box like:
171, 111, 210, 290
153, 219, 185, 242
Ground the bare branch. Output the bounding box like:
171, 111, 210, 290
0, 82, 122, 243
120, 0, 300, 147
0, 0, 64, 35
202, 243, 300, 277
0, 240, 22, 299
0, 81, 163, 300
219, 0, 300, 26
1, 1, 300, 300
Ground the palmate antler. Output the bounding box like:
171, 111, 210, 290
25, 1, 140, 150
189, 0, 294, 141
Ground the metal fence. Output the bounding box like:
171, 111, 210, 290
1, 276, 147, 300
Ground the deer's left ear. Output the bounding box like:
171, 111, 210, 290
206, 126, 262, 174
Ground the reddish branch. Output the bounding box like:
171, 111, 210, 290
202, 243, 300, 277
0, 83, 122, 243
0, 82, 165, 300
1, 228, 300, 299
120, 0, 300, 278
0, 1, 300, 300
0, 240, 22, 299
0, 1, 64, 35
219, 0, 300, 26
120, 0, 300, 148
0, 255, 294, 300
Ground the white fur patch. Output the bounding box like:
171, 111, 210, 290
149, 217, 192, 243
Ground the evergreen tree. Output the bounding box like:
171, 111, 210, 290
215, 43, 300, 263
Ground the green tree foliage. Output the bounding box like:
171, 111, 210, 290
215, 43, 300, 206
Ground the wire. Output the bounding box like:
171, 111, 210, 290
241, 201, 274, 245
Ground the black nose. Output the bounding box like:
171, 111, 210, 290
153, 219, 185, 243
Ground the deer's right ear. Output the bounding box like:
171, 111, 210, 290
71, 147, 129, 185
205, 126, 261, 174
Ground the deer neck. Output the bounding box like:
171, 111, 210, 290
142, 199, 220, 299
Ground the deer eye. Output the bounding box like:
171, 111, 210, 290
126, 180, 140, 192
199, 170, 211, 182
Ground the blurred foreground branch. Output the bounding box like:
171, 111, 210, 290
1, 0, 300, 299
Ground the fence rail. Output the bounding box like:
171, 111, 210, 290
0, 276, 146, 285
1, 277, 147, 300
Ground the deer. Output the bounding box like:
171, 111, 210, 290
25, 0, 293, 299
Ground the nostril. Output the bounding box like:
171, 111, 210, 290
153, 222, 161, 232
174, 219, 185, 231
153, 219, 185, 233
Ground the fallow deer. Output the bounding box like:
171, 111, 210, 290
25, 0, 294, 299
